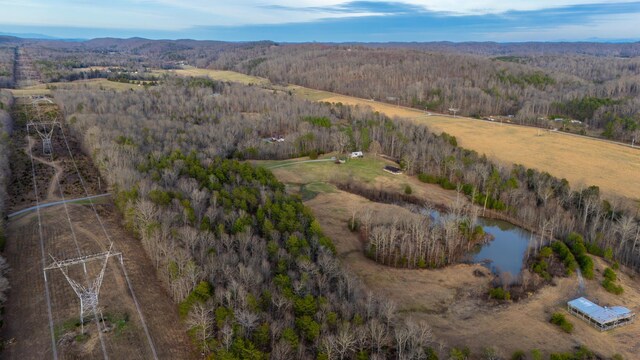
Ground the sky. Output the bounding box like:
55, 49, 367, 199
1, 1, 640, 42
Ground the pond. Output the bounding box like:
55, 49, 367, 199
427, 210, 536, 280
470, 217, 535, 280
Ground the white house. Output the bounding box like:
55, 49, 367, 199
350, 151, 364, 158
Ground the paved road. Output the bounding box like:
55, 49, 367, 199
8, 193, 111, 219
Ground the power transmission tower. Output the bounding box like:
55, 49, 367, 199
28, 96, 60, 155
45, 245, 121, 334
27, 121, 59, 155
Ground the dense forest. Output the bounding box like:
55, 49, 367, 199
207, 44, 640, 142
0, 91, 13, 328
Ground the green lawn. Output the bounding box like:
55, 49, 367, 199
255, 156, 396, 187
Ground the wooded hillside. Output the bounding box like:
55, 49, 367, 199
208, 44, 640, 142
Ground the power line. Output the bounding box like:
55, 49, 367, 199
26, 121, 59, 360
58, 113, 159, 360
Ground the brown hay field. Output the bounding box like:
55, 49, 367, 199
161, 66, 270, 86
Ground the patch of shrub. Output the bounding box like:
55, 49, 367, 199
539, 246, 553, 258
602, 279, 624, 295
532, 259, 551, 281
530, 349, 543, 360
489, 287, 511, 301
603, 267, 617, 282
449, 347, 470, 360
404, 184, 412, 195
565, 232, 594, 279
585, 242, 604, 257
437, 177, 457, 190
511, 350, 526, 360
418, 173, 437, 184
552, 241, 578, 275
601, 266, 624, 295
550, 312, 573, 333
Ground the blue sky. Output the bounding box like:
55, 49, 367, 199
1, 1, 639, 41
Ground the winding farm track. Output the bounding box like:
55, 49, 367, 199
25, 135, 63, 201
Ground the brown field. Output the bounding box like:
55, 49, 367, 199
308, 189, 640, 359
161, 66, 270, 86
171, 67, 639, 201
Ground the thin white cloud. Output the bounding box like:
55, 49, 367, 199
398, 0, 640, 14
151, 0, 640, 22
0, 0, 639, 40
477, 12, 640, 41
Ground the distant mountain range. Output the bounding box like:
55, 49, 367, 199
0, 32, 85, 42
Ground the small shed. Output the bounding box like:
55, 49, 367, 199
567, 297, 635, 331
350, 151, 364, 158
383, 165, 403, 175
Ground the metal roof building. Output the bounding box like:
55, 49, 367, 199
567, 297, 635, 331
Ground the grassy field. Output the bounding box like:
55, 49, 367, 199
254, 154, 459, 207
167, 67, 639, 201
9, 79, 144, 97
258, 156, 392, 184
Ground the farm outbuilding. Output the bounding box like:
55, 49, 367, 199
567, 297, 635, 331
383, 165, 403, 175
